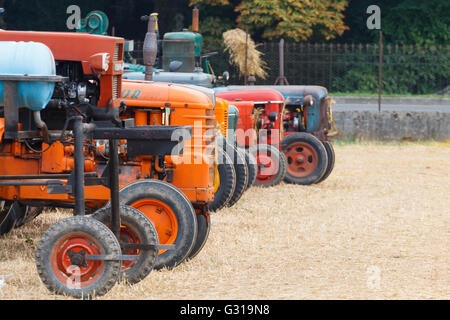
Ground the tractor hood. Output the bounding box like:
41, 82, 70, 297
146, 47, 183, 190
124, 70, 215, 88
215, 85, 328, 103
121, 80, 214, 110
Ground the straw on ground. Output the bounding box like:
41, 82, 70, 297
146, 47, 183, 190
0, 143, 448, 300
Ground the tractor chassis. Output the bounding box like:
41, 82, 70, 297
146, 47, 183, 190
0, 76, 189, 264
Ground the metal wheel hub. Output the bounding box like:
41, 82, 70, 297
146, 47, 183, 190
67, 249, 87, 268
286, 142, 318, 178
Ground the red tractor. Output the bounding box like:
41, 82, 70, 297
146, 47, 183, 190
217, 89, 288, 187
216, 85, 336, 185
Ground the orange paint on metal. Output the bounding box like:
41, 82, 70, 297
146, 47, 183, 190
121, 80, 216, 205
130, 199, 178, 254
214, 98, 229, 138
134, 111, 148, 126
149, 111, 162, 126
0, 118, 4, 144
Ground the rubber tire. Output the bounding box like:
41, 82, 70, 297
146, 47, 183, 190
249, 144, 287, 188
35, 216, 121, 299
0, 201, 23, 236
15, 206, 43, 229
91, 205, 159, 285
316, 141, 335, 184
221, 138, 248, 207
186, 213, 211, 261
281, 133, 328, 185
118, 179, 197, 270
242, 149, 258, 190
0, 201, 15, 236
208, 148, 236, 212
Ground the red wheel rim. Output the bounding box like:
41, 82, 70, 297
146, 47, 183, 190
130, 199, 177, 254
119, 225, 140, 270
285, 142, 318, 178
253, 150, 279, 184
50, 233, 104, 289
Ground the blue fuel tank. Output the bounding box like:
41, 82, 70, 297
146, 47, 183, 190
0, 41, 56, 111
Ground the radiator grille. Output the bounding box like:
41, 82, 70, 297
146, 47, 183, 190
114, 44, 122, 62
113, 76, 119, 99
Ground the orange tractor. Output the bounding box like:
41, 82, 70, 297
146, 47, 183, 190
0, 27, 217, 297
0, 12, 227, 270
121, 12, 251, 212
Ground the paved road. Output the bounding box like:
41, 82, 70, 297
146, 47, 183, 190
333, 103, 450, 113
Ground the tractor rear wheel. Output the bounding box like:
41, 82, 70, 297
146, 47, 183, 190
221, 138, 248, 207
186, 212, 211, 261
281, 133, 328, 185
35, 216, 121, 299
249, 144, 287, 187
209, 148, 236, 212
91, 205, 159, 284
316, 141, 335, 183
118, 180, 197, 270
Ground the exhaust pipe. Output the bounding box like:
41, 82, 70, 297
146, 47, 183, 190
33, 111, 50, 143
192, 6, 199, 33
141, 15, 158, 81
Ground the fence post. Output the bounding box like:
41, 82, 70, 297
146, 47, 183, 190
329, 43, 333, 90
274, 38, 289, 85
378, 31, 383, 112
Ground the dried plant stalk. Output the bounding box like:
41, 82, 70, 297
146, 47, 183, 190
223, 28, 268, 79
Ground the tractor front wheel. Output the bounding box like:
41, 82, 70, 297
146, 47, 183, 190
221, 138, 249, 207
91, 205, 159, 285
249, 144, 287, 187
209, 148, 236, 212
281, 133, 328, 185
35, 216, 121, 299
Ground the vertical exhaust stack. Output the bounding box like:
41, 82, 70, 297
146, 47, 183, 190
192, 6, 199, 33
141, 15, 158, 81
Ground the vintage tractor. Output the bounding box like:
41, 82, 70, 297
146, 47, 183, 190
0, 30, 200, 297
216, 89, 289, 187
77, 10, 249, 215
1, 15, 223, 268
119, 79, 218, 256
215, 85, 336, 185
122, 6, 336, 186
213, 97, 251, 207
122, 12, 254, 209
123, 7, 228, 88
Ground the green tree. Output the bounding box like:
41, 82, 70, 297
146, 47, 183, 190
339, 0, 450, 45
191, 0, 349, 41
382, 0, 450, 45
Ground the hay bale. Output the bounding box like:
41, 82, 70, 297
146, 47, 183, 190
223, 28, 268, 79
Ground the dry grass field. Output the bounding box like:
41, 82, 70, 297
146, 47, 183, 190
0, 142, 449, 300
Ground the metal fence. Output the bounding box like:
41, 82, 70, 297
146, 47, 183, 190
130, 41, 450, 95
